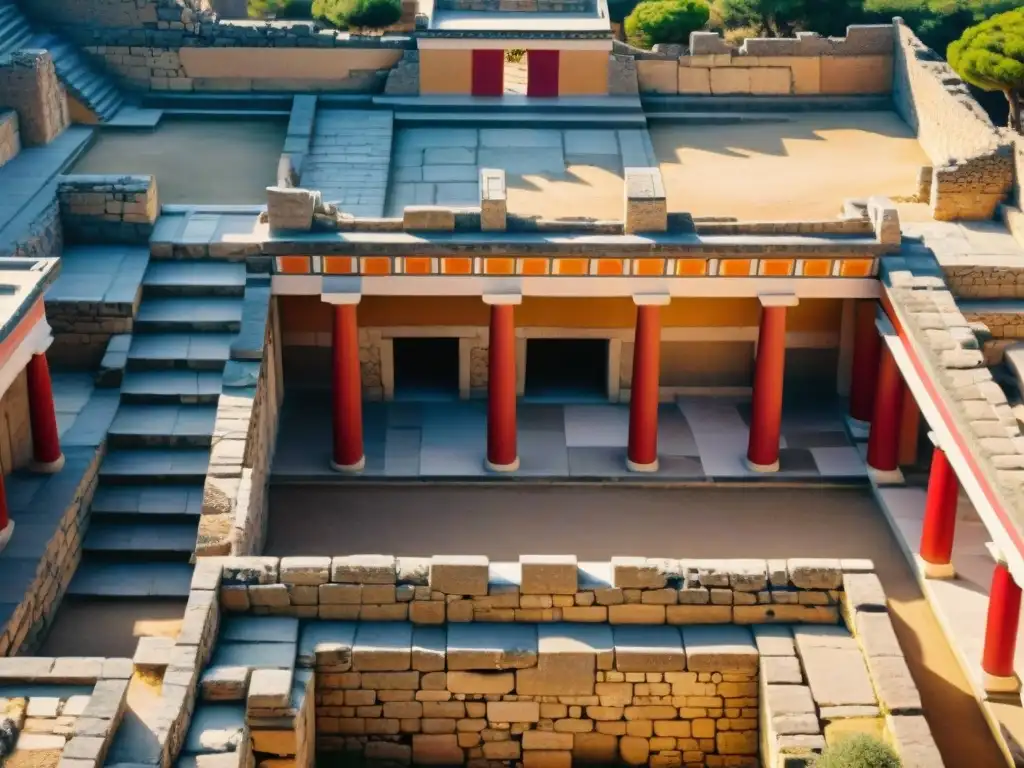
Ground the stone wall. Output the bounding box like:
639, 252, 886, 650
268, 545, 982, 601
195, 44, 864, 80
0, 109, 20, 168
891, 20, 1015, 221
636, 25, 894, 96
56, 174, 159, 245
0, 446, 103, 656
0, 50, 69, 147
0, 369, 33, 475
45, 285, 139, 371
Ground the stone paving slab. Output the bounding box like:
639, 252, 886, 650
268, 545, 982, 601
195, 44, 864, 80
273, 394, 865, 482
46, 245, 149, 306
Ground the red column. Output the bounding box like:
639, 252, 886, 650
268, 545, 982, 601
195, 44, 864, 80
982, 557, 1022, 693
331, 303, 364, 472
27, 353, 63, 473
0, 471, 10, 548
849, 301, 881, 423
486, 302, 518, 472
919, 440, 958, 578
866, 346, 904, 476
746, 304, 788, 472
627, 303, 662, 472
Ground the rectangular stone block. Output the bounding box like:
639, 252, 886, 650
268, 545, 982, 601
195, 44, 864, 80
788, 559, 842, 589
622, 174, 667, 235
480, 168, 507, 232
352, 622, 413, 671
332, 555, 396, 584
487, 700, 540, 723
297, 621, 357, 669
413, 627, 447, 672
447, 623, 538, 670
446, 671, 515, 695
248, 668, 293, 709
613, 625, 685, 672
280, 557, 331, 586
412, 734, 463, 765
681, 625, 758, 674
886, 714, 943, 768
404, 206, 455, 232
517, 624, 613, 696
841, 572, 887, 613
266, 187, 317, 232
430, 556, 489, 596
865, 654, 922, 715
794, 628, 876, 708
520, 555, 578, 595
752, 625, 795, 657
854, 612, 902, 659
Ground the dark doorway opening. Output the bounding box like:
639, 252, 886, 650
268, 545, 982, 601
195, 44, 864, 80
393, 337, 459, 400
525, 338, 608, 400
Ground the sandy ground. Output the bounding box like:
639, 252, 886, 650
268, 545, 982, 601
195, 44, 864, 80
38, 598, 186, 659
70, 118, 286, 205
267, 483, 1005, 767
652, 112, 931, 220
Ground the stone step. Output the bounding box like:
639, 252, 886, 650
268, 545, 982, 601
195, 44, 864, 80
99, 448, 212, 485
140, 92, 295, 112
128, 333, 233, 371
29, 32, 124, 122
135, 297, 243, 333
120, 369, 222, 404
377, 95, 645, 114
108, 403, 217, 448
393, 111, 648, 128
67, 561, 194, 598
641, 94, 892, 113
143, 261, 247, 297
90, 484, 204, 519
644, 112, 793, 125
84, 520, 197, 555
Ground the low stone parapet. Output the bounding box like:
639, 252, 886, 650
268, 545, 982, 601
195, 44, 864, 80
56, 174, 159, 244
0, 109, 20, 168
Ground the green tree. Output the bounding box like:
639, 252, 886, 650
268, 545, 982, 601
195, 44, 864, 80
625, 0, 711, 48
948, 7, 1024, 133
248, 0, 313, 18
716, 0, 861, 38
861, 0, 1018, 56
313, 0, 401, 27
814, 734, 902, 768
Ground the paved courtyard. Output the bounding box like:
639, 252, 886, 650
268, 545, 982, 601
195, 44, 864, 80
652, 111, 930, 220
265, 484, 1004, 767
272, 394, 866, 481
386, 126, 655, 220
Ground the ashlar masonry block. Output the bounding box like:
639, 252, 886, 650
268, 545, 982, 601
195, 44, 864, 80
352, 622, 413, 671
0, 50, 68, 147
520, 555, 578, 595
446, 623, 538, 670
681, 625, 758, 674
623, 169, 667, 235
516, 624, 614, 696
480, 168, 507, 231
248, 668, 293, 710
430, 555, 489, 596
612, 625, 685, 672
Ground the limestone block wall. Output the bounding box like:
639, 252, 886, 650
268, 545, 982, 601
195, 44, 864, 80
56, 174, 159, 245
0, 50, 69, 147
0, 369, 34, 476
0, 446, 103, 656
891, 20, 1015, 221
635, 25, 894, 96
0, 200, 62, 261
0, 109, 20, 168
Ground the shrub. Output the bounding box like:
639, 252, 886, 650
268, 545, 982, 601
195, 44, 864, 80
815, 734, 901, 768
313, 0, 401, 27
505, 48, 526, 63
248, 0, 312, 18
624, 0, 710, 48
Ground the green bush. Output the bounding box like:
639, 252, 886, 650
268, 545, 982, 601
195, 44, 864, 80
313, 0, 401, 27
624, 0, 710, 48
815, 734, 901, 768
248, 0, 312, 18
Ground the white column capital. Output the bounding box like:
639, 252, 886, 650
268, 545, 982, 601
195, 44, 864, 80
632, 293, 671, 306
927, 431, 943, 450
483, 293, 522, 306
758, 293, 799, 307
987, 541, 1010, 568
322, 293, 361, 306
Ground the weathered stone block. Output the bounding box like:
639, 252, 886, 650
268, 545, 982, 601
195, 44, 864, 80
480, 168, 507, 231
520, 555, 579, 595
623, 170, 667, 234
446, 623, 538, 670
248, 668, 292, 709
430, 556, 489, 596
332, 555, 396, 584
613, 625, 685, 672
352, 622, 413, 671
403, 206, 455, 232
487, 700, 540, 723
280, 557, 331, 586
682, 625, 758, 674
266, 187, 318, 232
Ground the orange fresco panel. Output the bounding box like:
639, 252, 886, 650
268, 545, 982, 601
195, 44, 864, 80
485, 258, 515, 275
361, 257, 391, 275
719, 259, 752, 276
675, 259, 707, 276
839, 259, 875, 277
323, 256, 354, 274
554, 259, 587, 276
801, 259, 832, 277
761, 259, 794, 276
520, 258, 549, 275
442, 257, 473, 275
278, 256, 309, 274
596, 259, 623, 276
404, 257, 433, 275
634, 259, 666, 276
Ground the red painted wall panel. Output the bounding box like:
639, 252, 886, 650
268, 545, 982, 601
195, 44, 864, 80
471, 50, 504, 96
527, 50, 559, 97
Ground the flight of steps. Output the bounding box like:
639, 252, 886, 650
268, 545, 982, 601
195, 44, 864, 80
68, 260, 248, 599
0, 2, 124, 122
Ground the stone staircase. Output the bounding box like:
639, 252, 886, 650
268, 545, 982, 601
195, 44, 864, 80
0, 1, 124, 122
68, 260, 248, 598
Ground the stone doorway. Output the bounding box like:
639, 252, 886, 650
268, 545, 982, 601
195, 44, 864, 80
525, 338, 608, 400
393, 337, 460, 400
503, 50, 527, 95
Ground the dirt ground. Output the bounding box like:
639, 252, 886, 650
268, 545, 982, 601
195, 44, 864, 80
37, 598, 186, 659
652, 111, 931, 220
267, 483, 1006, 767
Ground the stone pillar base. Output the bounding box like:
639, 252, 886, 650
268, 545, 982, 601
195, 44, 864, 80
845, 415, 871, 442
31, 454, 65, 474
745, 457, 780, 473
0, 520, 13, 554
984, 672, 1021, 696
868, 466, 904, 486
331, 456, 366, 473
485, 457, 519, 473
917, 555, 956, 580
626, 457, 659, 473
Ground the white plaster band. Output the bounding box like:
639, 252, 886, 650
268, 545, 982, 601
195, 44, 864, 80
417, 39, 612, 51
758, 293, 800, 307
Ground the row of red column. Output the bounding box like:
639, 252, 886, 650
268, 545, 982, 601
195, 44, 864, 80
0, 352, 64, 545
853, 302, 1022, 695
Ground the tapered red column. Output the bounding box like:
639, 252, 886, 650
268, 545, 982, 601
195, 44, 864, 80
331, 302, 364, 472
919, 437, 958, 579
27, 353, 63, 473
627, 301, 663, 472
486, 298, 518, 472
983, 549, 1022, 694
849, 301, 881, 423
746, 297, 794, 473
0, 472, 10, 552
866, 346, 904, 478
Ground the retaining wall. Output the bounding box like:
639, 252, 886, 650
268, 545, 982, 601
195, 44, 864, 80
56, 174, 159, 244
